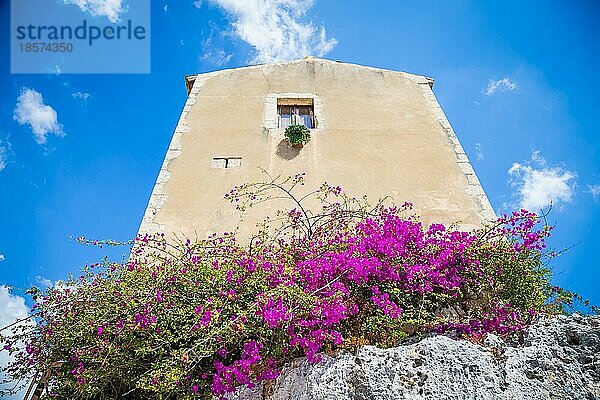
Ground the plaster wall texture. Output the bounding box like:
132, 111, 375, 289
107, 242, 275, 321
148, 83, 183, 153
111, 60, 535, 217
139, 58, 494, 239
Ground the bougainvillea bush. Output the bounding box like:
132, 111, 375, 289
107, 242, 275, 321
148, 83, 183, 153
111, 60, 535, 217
1, 174, 579, 399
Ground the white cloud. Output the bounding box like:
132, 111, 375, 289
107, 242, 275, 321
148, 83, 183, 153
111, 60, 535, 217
0, 287, 29, 335
486, 77, 518, 96
0, 254, 4, 261
0, 286, 33, 399
0, 142, 7, 172
210, 0, 336, 63
163, 4, 168, 13
193, 0, 204, 8
64, 0, 127, 23
72, 91, 92, 102
475, 142, 484, 161
508, 150, 576, 211
587, 184, 600, 200
35, 277, 53, 287
200, 49, 233, 66
200, 35, 233, 66
14, 88, 64, 145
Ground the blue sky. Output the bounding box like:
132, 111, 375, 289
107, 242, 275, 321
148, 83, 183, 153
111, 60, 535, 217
1, 0, 599, 372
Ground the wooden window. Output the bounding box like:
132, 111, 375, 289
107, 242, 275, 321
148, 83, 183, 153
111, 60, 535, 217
277, 98, 314, 129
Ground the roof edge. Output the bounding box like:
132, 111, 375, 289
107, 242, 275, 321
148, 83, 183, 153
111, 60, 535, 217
184, 58, 434, 94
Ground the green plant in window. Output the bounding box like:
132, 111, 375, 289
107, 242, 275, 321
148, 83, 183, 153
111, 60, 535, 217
285, 124, 311, 147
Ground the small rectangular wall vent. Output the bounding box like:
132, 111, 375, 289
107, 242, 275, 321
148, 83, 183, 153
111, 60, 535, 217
211, 157, 242, 169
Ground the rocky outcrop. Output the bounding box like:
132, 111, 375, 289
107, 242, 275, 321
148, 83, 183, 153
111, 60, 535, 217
234, 314, 600, 399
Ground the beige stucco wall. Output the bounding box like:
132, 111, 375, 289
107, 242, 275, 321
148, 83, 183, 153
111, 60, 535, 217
138, 58, 494, 240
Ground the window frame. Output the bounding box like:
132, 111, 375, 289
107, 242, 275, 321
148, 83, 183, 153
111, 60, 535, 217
277, 98, 315, 129
263, 93, 325, 132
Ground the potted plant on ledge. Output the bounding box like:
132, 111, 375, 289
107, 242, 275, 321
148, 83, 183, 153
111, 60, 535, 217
285, 124, 311, 149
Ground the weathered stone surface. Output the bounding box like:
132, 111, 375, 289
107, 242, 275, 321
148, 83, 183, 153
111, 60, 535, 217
233, 315, 600, 400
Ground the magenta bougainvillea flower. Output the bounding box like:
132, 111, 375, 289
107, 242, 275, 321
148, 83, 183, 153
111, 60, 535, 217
0, 175, 576, 399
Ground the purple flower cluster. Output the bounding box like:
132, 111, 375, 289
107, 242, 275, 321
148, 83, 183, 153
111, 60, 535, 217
2, 181, 560, 400
204, 206, 552, 397
211, 341, 280, 395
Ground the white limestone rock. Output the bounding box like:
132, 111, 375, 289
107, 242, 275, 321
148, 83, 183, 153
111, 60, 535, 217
232, 315, 600, 400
